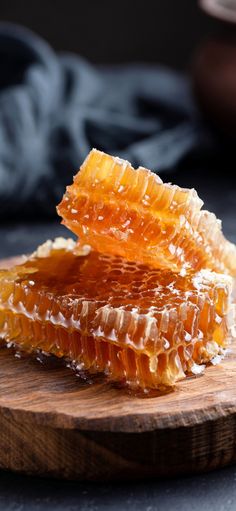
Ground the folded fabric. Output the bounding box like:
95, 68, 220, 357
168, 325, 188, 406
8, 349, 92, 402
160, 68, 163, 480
0, 23, 227, 219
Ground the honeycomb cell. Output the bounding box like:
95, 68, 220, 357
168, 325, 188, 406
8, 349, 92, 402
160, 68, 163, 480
0, 239, 232, 389
57, 149, 236, 275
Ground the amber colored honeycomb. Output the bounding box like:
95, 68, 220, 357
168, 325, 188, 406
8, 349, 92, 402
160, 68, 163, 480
0, 240, 232, 389
57, 149, 236, 275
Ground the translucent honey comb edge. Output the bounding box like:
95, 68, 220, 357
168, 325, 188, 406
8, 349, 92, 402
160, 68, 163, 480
57, 149, 236, 275
0, 239, 233, 390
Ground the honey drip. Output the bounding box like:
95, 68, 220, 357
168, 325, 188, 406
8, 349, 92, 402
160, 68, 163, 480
0, 243, 232, 389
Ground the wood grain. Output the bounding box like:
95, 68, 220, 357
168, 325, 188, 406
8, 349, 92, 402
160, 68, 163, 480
0, 255, 236, 480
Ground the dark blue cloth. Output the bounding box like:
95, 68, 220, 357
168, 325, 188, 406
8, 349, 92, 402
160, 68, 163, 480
0, 23, 224, 218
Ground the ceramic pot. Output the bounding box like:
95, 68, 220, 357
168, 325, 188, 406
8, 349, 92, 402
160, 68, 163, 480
193, 0, 236, 136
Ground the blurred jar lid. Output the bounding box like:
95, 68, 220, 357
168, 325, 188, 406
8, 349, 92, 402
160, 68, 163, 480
200, 0, 236, 23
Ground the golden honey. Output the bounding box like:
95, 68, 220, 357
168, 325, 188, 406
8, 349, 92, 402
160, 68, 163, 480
57, 149, 236, 275
0, 240, 232, 389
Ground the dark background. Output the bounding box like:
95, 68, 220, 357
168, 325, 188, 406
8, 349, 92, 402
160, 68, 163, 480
0, 0, 217, 68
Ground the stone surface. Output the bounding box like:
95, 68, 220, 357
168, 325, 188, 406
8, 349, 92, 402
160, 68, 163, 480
0, 465, 235, 511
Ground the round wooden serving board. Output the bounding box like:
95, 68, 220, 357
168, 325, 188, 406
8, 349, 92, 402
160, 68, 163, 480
0, 256, 236, 481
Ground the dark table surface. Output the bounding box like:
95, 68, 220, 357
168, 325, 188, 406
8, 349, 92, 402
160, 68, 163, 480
1, 169, 236, 510
0, 465, 235, 511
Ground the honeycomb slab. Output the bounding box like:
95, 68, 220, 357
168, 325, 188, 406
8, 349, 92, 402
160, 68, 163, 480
57, 149, 236, 275
0, 240, 232, 389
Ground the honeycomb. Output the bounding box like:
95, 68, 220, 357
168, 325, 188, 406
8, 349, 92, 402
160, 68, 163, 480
0, 240, 232, 389
57, 149, 236, 275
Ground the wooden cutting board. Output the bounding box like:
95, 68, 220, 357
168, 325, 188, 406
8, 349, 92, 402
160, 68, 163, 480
0, 256, 236, 481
